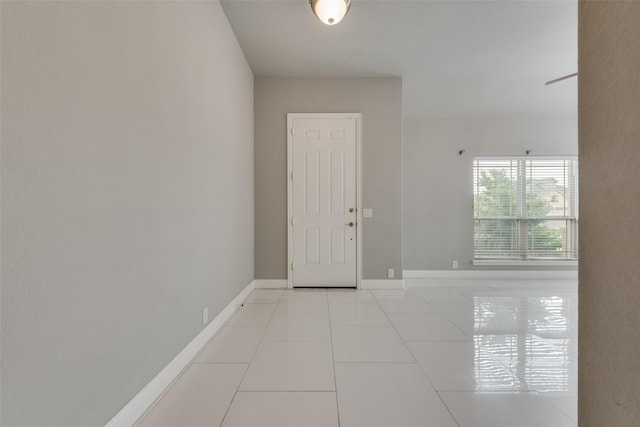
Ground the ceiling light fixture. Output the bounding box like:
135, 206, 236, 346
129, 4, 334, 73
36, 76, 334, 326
309, 0, 351, 25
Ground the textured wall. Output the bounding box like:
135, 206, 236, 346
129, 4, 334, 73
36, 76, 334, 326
254, 78, 403, 280
1, 2, 254, 425
579, 1, 640, 426
403, 118, 577, 271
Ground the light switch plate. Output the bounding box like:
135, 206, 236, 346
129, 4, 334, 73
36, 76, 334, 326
363, 208, 373, 218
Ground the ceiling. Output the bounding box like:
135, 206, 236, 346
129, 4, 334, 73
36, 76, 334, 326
220, 0, 577, 119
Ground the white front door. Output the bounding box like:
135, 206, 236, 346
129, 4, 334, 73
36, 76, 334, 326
288, 114, 359, 288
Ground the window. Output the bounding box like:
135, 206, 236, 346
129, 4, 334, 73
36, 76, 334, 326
473, 157, 578, 261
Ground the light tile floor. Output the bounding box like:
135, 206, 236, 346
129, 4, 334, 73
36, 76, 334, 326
137, 279, 577, 427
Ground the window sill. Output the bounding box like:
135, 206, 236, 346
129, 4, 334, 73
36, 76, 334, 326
472, 259, 578, 267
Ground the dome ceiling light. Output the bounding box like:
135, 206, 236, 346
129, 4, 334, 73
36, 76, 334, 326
309, 0, 351, 25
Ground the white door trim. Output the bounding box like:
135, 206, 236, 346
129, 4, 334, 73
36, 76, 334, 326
287, 113, 362, 289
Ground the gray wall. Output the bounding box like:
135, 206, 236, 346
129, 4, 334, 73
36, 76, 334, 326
579, 1, 640, 425
0, 2, 254, 426
403, 118, 577, 271
254, 78, 403, 280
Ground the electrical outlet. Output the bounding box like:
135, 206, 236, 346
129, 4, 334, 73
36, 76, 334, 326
202, 307, 209, 326
388, 268, 395, 279
363, 208, 373, 218
452, 260, 458, 269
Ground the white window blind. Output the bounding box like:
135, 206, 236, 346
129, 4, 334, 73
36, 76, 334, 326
473, 158, 578, 260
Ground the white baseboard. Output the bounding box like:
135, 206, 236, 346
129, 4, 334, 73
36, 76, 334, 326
403, 270, 578, 280
254, 279, 288, 289
105, 280, 256, 427
360, 279, 405, 290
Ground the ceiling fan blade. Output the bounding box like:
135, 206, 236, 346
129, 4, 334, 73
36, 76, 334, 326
545, 72, 578, 86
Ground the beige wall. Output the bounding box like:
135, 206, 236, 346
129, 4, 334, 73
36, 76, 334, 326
579, 1, 640, 425
254, 77, 403, 281
0, 2, 254, 425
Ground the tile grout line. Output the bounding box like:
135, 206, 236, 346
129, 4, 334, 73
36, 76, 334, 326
327, 290, 342, 427
409, 289, 489, 427
375, 289, 464, 427
134, 298, 269, 425
412, 288, 474, 339
216, 292, 280, 427
372, 291, 421, 366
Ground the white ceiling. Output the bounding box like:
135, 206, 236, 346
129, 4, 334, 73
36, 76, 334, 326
220, 0, 577, 119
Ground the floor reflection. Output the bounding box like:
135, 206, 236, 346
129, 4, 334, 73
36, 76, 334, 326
472, 289, 577, 393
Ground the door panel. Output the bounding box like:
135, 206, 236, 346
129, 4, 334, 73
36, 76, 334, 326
290, 116, 357, 287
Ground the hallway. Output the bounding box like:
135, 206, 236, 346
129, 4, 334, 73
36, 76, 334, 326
137, 279, 577, 427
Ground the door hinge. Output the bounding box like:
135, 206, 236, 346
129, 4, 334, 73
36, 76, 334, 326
290, 262, 294, 271
291, 217, 295, 226
290, 127, 294, 136
291, 171, 294, 181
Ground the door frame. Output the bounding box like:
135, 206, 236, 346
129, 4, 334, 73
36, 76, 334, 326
287, 113, 362, 289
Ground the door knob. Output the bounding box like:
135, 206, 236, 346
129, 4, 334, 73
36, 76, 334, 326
349, 208, 354, 213
347, 222, 355, 227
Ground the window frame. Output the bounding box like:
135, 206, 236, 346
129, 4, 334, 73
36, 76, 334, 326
472, 156, 578, 264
